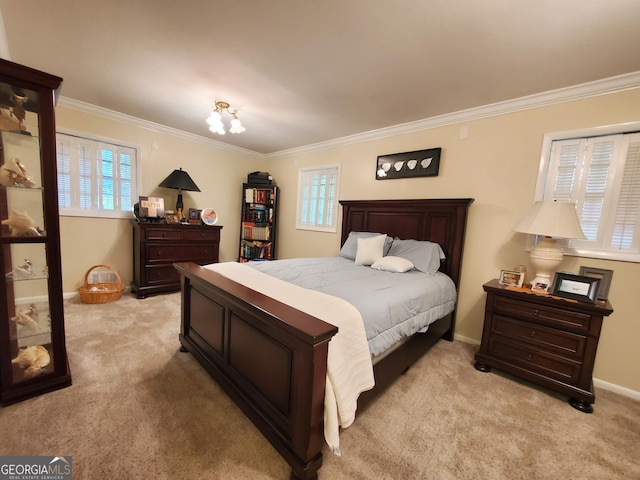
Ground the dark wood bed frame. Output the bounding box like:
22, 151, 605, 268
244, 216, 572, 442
175, 198, 473, 480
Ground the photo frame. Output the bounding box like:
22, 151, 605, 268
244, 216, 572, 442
578, 266, 613, 300
531, 281, 550, 293
188, 208, 200, 220
376, 147, 441, 180
499, 269, 525, 287
165, 213, 180, 224
551, 272, 600, 303
138, 196, 165, 218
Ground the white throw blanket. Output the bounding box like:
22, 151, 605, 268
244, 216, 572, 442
205, 262, 375, 454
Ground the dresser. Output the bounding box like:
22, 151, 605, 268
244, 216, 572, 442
131, 222, 222, 298
474, 279, 613, 413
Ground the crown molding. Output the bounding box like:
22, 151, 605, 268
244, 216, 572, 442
271, 71, 640, 158
56, 71, 640, 159
56, 97, 262, 157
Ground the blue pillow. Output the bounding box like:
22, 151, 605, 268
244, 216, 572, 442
387, 238, 445, 274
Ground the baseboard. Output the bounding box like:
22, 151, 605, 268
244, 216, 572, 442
593, 378, 640, 401
454, 334, 640, 402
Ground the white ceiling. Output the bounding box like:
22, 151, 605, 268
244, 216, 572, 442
1, 1, 639, 155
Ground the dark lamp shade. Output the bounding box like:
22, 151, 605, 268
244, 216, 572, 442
158, 168, 201, 192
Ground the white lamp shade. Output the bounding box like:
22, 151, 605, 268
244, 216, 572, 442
513, 201, 585, 239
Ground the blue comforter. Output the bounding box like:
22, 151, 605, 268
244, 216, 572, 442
248, 256, 456, 357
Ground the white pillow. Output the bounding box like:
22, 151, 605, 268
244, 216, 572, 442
339, 232, 393, 260
371, 256, 414, 273
355, 234, 386, 266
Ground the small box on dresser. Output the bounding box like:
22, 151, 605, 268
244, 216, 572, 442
131, 222, 221, 298
474, 279, 613, 413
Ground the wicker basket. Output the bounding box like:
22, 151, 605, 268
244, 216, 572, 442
78, 264, 124, 304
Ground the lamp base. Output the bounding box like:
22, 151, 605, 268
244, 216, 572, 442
529, 236, 563, 291
176, 193, 184, 221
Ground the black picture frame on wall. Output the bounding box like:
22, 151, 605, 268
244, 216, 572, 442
551, 272, 600, 303
376, 147, 441, 180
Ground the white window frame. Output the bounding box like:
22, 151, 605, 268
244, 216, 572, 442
534, 121, 640, 263
296, 164, 340, 233
56, 130, 140, 219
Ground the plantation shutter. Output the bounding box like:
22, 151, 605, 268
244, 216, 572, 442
610, 134, 640, 251
297, 165, 340, 232
56, 132, 138, 218
56, 138, 72, 209
544, 133, 640, 254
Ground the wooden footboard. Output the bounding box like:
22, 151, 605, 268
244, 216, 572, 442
176, 262, 337, 480
176, 198, 473, 479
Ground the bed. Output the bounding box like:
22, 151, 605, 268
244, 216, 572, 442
175, 198, 473, 479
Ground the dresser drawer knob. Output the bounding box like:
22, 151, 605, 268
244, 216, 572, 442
530, 330, 536, 337
533, 309, 539, 316
527, 354, 533, 361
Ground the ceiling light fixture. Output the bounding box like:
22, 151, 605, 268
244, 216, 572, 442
206, 101, 245, 135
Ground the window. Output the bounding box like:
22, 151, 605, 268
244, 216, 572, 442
56, 132, 138, 218
296, 164, 340, 232
534, 123, 640, 262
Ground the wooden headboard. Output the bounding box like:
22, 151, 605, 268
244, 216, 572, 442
340, 198, 474, 289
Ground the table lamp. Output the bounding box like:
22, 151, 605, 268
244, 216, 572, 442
513, 201, 585, 289
158, 168, 200, 221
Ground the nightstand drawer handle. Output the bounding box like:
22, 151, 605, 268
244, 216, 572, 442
527, 354, 533, 361
530, 330, 537, 337
532, 309, 539, 316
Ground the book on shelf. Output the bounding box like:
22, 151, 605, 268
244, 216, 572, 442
245, 187, 271, 205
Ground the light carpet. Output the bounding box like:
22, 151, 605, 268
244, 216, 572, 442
1, 292, 639, 479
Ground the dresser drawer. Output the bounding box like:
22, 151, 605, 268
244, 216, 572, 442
184, 229, 220, 242
181, 245, 217, 262
493, 315, 587, 358
143, 265, 180, 285
488, 336, 582, 384
145, 228, 183, 241
147, 245, 216, 263
147, 245, 182, 262
492, 295, 592, 332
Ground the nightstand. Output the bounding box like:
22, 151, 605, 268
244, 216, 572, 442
474, 279, 613, 413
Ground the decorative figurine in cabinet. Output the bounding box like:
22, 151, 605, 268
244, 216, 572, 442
0, 59, 71, 405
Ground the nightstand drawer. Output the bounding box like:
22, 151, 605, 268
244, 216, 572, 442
184, 229, 219, 242
488, 336, 582, 384
145, 228, 183, 240
493, 295, 592, 332
493, 315, 587, 358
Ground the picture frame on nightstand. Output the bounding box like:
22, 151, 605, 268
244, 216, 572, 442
578, 266, 614, 300
551, 272, 600, 303
499, 269, 525, 287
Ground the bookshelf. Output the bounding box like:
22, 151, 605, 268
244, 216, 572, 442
239, 183, 278, 262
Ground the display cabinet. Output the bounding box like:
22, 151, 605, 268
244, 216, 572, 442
0, 59, 71, 406
239, 183, 278, 262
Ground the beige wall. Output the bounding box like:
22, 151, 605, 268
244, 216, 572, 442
55, 106, 266, 292
266, 89, 640, 395
55, 88, 640, 395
